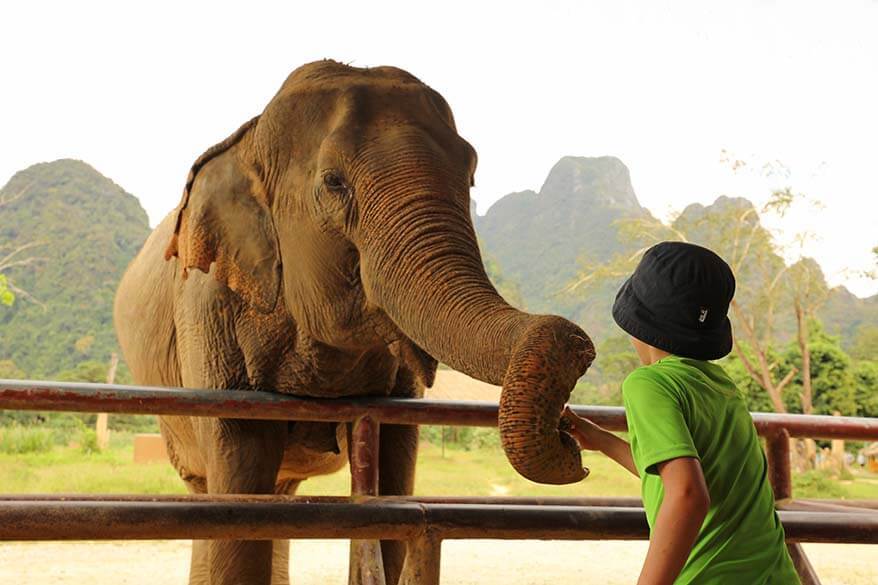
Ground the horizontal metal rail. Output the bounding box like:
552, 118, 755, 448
3, 380, 877, 440
1, 497, 875, 544
4, 494, 875, 513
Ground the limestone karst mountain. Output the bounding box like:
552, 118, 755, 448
475, 156, 654, 337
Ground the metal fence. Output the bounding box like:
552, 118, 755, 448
1, 379, 877, 585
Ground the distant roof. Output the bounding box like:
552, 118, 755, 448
863, 442, 878, 457
425, 370, 501, 402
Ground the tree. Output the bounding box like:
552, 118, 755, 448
787, 257, 830, 416
784, 321, 857, 417
721, 345, 790, 413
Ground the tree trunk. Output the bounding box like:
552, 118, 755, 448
791, 302, 814, 472
95, 353, 118, 450
795, 301, 813, 416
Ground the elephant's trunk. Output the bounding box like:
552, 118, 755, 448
357, 154, 595, 484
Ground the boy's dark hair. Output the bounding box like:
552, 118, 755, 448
612, 241, 736, 360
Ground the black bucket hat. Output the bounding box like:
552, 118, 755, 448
612, 241, 736, 360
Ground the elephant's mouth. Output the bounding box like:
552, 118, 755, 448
358, 305, 437, 390
390, 337, 438, 389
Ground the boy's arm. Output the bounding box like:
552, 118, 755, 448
562, 408, 638, 476
638, 457, 710, 585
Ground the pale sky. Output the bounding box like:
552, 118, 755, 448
2, 0, 876, 296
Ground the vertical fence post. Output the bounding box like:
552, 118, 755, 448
766, 427, 821, 585
399, 534, 441, 585
787, 543, 821, 585
348, 415, 386, 585
766, 428, 792, 501
95, 353, 118, 450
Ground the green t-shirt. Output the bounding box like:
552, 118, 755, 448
622, 355, 800, 584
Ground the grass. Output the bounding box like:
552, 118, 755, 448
300, 442, 642, 497
1, 431, 875, 501
0, 432, 184, 494
0, 426, 55, 454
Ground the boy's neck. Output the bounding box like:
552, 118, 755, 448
631, 336, 672, 366
644, 346, 672, 365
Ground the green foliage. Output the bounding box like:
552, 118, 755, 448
0, 159, 150, 378
852, 361, 878, 418
0, 274, 13, 306
0, 359, 25, 379
55, 359, 130, 384
0, 425, 55, 454
723, 321, 871, 417
0, 357, 158, 433
721, 350, 784, 412
78, 428, 100, 454
784, 322, 858, 416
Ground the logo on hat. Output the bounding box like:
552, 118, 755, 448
698, 307, 709, 323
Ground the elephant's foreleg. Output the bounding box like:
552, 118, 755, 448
378, 423, 419, 585
200, 418, 287, 585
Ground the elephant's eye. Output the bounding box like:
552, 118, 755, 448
323, 172, 346, 191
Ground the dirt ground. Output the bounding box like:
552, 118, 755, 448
1, 540, 875, 584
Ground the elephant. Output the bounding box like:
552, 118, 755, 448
113, 60, 595, 585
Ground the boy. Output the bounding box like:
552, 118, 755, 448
563, 241, 800, 584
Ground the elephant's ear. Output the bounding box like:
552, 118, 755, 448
164, 116, 281, 313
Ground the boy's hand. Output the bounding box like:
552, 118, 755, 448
561, 407, 605, 451
562, 407, 640, 477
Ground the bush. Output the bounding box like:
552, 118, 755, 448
0, 425, 55, 454
78, 428, 100, 454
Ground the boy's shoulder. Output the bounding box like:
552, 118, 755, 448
621, 361, 680, 398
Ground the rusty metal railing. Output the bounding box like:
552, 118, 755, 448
1, 379, 877, 585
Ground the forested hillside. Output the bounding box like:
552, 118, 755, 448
0, 160, 150, 378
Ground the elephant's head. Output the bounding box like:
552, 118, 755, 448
164, 60, 595, 484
